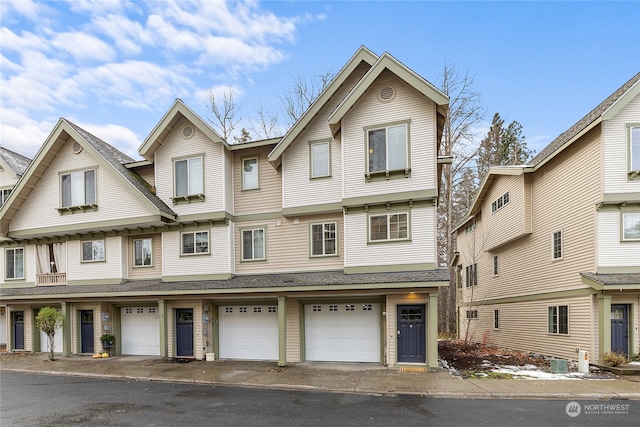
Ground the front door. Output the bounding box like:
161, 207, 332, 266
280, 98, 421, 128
176, 309, 194, 357
80, 310, 94, 354
397, 305, 425, 363
12, 311, 24, 350
611, 305, 629, 355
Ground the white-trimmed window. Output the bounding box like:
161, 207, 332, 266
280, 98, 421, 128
369, 212, 408, 241
174, 156, 203, 197
552, 230, 563, 260
622, 212, 640, 241
466, 310, 478, 320
366, 123, 408, 174
311, 222, 337, 256
82, 240, 105, 262
465, 263, 477, 287
628, 124, 640, 177
61, 170, 96, 207
5, 247, 24, 279
181, 231, 209, 255
242, 157, 259, 190
548, 305, 568, 334
242, 228, 265, 260
134, 238, 153, 266
310, 141, 330, 178
493, 255, 499, 276
491, 192, 510, 213
1, 188, 11, 206
493, 309, 499, 329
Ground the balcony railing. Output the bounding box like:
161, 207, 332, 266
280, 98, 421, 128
36, 273, 67, 286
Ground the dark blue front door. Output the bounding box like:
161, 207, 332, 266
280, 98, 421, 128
176, 309, 194, 357
12, 311, 24, 350
611, 305, 629, 355
397, 305, 425, 363
80, 310, 94, 354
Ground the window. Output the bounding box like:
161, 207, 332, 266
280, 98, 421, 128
493, 309, 499, 329
367, 123, 408, 174
622, 212, 640, 241
491, 192, 510, 213
465, 263, 477, 287
174, 157, 203, 197
82, 240, 105, 262
134, 238, 153, 266
311, 222, 337, 256
628, 124, 640, 177
465, 222, 476, 234
181, 231, 209, 255
369, 212, 408, 241
61, 170, 95, 207
493, 255, 498, 276
466, 310, 478, 320
5, 247, 24, 279
1, 188, 11, 206
552, 230, 563, 260
242, 228, 265, 260
548, 305, 569, 334
242, 157, 259, 190
310, 141, 330, 178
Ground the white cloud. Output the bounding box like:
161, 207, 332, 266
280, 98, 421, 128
0, 108, 56, 159
81, 122, 142, 159
0, 0, 48, 22
50, 31, 116, 62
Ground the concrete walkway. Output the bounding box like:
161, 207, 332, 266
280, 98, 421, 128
1, 353, 639, 400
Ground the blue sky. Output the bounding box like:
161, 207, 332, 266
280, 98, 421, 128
1, 0, 639, 161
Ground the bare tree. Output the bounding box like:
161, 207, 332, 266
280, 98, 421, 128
280, 71, 334, 127
250, 104, 282, 139
437, 63, 486, 335
207, 88, 241, 142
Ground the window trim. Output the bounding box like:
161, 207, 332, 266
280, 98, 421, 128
241, 227, 266, 261
491, 192, 510, 214
367, 211, 410, 243
547, 305, 569, 335
493, 309, 499, 330
241, 155, 260, 191
57, 168, 98, 214
1, 187, 11, 206
465, 263, 478, 287
81, 240, 105, 263
621, 211, 640, 242
309, 221, 338, 257
493, 255, 499, 276
309, 139, 332, 179
172, 154, 205, 204
465, 309, 478, 320
364, 120, 411, 181
552, 230, 563, 260
133, 237, 154, 266
180, 231, 210, 256
5, 247, 25, 280
627, 123, 640, 179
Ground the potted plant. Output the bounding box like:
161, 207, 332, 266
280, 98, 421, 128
100, 334, 115, 354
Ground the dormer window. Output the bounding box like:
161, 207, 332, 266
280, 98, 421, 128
628, 124, 640, 178
173, 156, 204, 204
365, 121, 410, 180
58, 169, 97, 213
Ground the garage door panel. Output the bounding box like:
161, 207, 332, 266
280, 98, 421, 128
122, 307, 160, 356
219, 305, 278, 360
305, 303, 380, 363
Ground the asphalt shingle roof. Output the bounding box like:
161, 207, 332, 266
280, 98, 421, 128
0, 146, 31, 176
581, 272, 640, 286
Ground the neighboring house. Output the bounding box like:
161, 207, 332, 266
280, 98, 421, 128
0, 47, 450, 368
0, 147, 32, 346
454, 72, 640, 362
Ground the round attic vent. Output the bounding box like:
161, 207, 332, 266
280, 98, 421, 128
72, 142, 82, 154
378, 86, 396, 103
182, 125, 194, 139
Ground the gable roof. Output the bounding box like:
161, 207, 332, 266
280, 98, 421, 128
139, 98, 226, 162
0, 146, 31, 179
267, 46, 379, 167
1, 118, 176, 237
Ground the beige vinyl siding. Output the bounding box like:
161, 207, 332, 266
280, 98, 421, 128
127, 234, 162, 279
162, 227, 231, 278
459, 295, 595, 361
286, 299, 300, 362
0, 167, 20, 187
603, 93, 640, 193
597, 209, 640, 268
224, 149, 234, 214
132, 164, 155, 188
484, 174, 529, 251
68, 237, 123, 282
233, 146, 281, 215
344, 206, 435, 269
342, 70, 437, 200
154, 117, 225, 215
234, 213, 344, 275
282, 62, 370, 209
9, 140, 151, 233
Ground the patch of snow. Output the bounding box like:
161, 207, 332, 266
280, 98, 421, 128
629, 361, 640, 366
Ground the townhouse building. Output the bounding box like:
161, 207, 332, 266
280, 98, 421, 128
0, 47, 450, 368
454, 72, 640, 362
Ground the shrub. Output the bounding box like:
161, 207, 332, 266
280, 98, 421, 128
601, 351, 627, 367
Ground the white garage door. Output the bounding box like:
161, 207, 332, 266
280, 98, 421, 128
40, 325, 63, 353
219, 304, 278, 360
305, 303, 380, 362
122, 307, 160, 356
